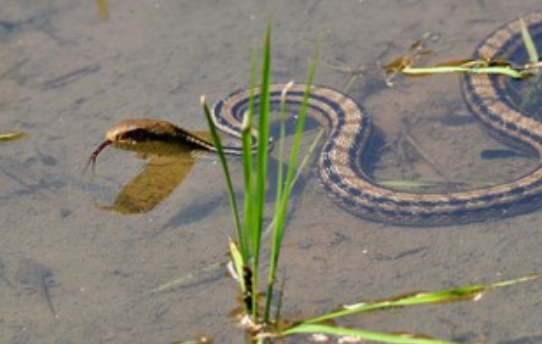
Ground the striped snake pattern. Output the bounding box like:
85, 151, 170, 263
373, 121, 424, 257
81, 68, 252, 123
211, 12, 542, 226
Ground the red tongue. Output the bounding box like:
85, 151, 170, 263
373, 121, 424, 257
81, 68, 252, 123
83, 140, 112, 174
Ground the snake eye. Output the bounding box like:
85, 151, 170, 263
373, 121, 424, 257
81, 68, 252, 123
120, 129, 149, 142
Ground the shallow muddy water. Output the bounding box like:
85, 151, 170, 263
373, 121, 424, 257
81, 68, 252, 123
1, 1, 542, 343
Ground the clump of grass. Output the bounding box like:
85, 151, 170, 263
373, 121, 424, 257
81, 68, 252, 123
201, 22, 316, 326
193, 23, 541, 344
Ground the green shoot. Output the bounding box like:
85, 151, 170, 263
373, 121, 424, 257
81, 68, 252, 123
520, 17, 539, 63
201, 97, 243, 251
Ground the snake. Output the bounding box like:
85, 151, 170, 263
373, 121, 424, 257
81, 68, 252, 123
90, 12, 542, 226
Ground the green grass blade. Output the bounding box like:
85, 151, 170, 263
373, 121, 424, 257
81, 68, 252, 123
281, 324, 459, 344
239, 47, 259, 261
263, 39, 321, 322
262, 82, 293, 323
274, 81, 294, 229
282, 38, 320, 210
248, 21, 273, 320
401, 64, 524, 79
0, 131, 26, 141
520, 17, 539, 63
200, 97, 243, 245
260, 128, 324, 242
253, 21, 273, 250
146, 261, 224, 294
299, 275, 541, 324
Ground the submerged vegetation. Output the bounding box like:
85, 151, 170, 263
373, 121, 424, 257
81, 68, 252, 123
0, 131, 26, 141
387, 17, 542, 81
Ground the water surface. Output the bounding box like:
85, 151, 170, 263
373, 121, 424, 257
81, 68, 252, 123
1, 1, 542, 343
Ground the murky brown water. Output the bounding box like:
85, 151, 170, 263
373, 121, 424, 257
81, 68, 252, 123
1, 0, 542, 343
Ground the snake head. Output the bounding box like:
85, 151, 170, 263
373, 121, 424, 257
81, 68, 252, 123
84, 118, 174, 175
84, 118, 212, 175
105, 118, 181, 144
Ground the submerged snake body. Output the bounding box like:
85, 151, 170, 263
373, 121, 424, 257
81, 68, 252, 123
211, 12, 542, 226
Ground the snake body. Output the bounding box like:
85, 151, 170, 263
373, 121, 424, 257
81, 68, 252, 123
211, 12, 542, 226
